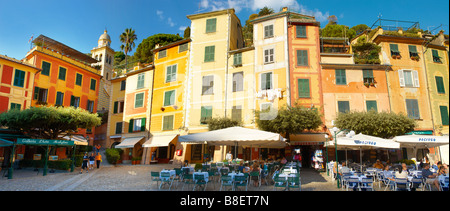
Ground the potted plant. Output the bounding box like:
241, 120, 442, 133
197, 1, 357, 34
364, 82, 370, 87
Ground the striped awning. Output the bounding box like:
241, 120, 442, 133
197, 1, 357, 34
115, 136, 145, 149
143, 134, 178, 148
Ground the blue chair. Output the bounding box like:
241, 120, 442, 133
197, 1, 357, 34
234, 175, 248, 191
394, 178, 410, 191
346, 178, 360, 191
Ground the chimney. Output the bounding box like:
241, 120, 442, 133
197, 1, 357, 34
282, 7, 288, 12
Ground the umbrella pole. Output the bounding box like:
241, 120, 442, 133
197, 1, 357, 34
360, 147, 362, 173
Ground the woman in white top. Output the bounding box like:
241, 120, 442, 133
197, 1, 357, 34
395, 167, 408, 179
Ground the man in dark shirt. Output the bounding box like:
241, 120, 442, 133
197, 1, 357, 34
422, 163, 440, 190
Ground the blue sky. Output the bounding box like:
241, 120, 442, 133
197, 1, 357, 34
0, 0, 448, 60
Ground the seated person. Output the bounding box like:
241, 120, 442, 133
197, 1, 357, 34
422, 163, 440, 190
373, 159, 384, 170
339, 162, 351, 175
383, 165, 394, 181
395, 166, 408, 179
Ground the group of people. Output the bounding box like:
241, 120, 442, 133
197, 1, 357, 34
80, 144, 102, 174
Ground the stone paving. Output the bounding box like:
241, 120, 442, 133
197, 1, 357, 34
0, 163, 344, 191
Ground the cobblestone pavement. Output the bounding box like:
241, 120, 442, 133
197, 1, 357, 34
0, 164, 345, 191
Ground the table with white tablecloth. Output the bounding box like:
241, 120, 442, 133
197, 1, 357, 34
193, 171, 209, 182
160, 170, 176, 179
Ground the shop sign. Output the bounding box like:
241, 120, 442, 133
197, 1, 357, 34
406, 131, 433, 135
17, 138, 74, 146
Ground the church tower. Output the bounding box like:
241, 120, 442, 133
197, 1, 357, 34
91, 30, 114, 113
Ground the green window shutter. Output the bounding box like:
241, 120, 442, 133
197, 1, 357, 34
204, 46, 215, 62
135, 93, 144, 108
201, 106, 212, 124
206, 18, 217, 33
129, 119, 134, 133
137, 73, 145, 89
297, 79, 310, 98
363, 69, 373, 79
10, 103, 21, 110
163, 115, 174, 130
408, 45, 417, 53
390, 44, 399, 54
113, 101, 118, 113
366, 100, 378, 112
41, 61, 51, 76
297, 50, 308, 66
75, 73, 83, 86
234, 53, 242, 66
338, 101, 350, 113
435, 76, 445, 94
336, 69, 347, 85
70, 95, 75, 107
141, 118, 146, 131
90, 79, 96, 91
261, 72, 272, 90
296, 25, 306, 38
264, 25, 273, 38
115, 122, 122, 134
406, 99, 420, 119
34, 87, 40, 100
166, 65, 172, 83
13, 69, 25, 87
164, 90, 175, 106
58, 67, 66, 80
440, 106, 449, 126
55, 92, 64, 106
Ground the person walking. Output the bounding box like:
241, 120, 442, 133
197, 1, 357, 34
95, 152, 102, 169
80, 152, 89, 174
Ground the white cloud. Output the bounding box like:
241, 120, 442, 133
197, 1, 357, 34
156, 10, 164, 19
179, 26, 188, 31
167, 17, 175, 27
198, 0, 330, 22
156, 10, 177, 27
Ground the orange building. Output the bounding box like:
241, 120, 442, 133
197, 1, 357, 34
23, 35, 102, 145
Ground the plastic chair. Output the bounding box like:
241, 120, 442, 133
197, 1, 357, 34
394, 178, 410, 191
234, 175, 248, 191
288, 176, 301, 191
220, 168, 229, 176
193, 174, 207, 191
159, 172, 173, 190
440, 177, 449, 191
273, 176, 287, 191
410, 178, 424, 191
346, 178, 360, 191
360, 178, 374, 191
249, 171, 261, 187
182, 174, 195, 190
150, 171, 161, 188
220, 175, 233, 191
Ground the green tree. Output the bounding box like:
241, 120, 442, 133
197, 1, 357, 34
321, 24, 356, 40
120, 28, 138, 71
207, 117, 242, 131
255, 105, 323, 142
258, 6, 275, 17
351, 24, 370, 35
184, 26, 191, 38
334, 110, 416, 139
352, 36, 381, 64
133, 34, 183, 64
0, 106, 101, 140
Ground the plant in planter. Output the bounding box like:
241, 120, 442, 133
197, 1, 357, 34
194, 163, 203, 171
364, 82, 370, 87
411, 55, 420, 61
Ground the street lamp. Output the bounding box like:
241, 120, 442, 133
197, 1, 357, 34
331, 126, 355, 189
324, 134, 329, 176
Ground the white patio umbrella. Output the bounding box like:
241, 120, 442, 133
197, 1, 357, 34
326, 133, 400, 171
393, 134, 449, 161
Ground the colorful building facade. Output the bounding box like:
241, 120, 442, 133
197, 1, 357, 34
106, 75, 126, 149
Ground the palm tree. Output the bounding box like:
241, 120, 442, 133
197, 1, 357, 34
120, 28, 137, 72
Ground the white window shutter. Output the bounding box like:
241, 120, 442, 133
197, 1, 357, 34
398, 70, 405, 87
413, 70, 420, 87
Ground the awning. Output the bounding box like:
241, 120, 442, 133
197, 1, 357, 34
393, 134, 449, 148
143, 134, 178, 148
178, 127, 287, 148
59, 135, 88, 146
326, 133, 400, 150
115, 136, 145, 149
290, 133, 327, 146
0, 138, 14, 147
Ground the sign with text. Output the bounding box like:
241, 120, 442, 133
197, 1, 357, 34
17, 138, 74, 146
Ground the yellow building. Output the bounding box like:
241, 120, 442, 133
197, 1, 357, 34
0, 54, 40, 112
148, 39, 191, 164
106, 75, 126, 148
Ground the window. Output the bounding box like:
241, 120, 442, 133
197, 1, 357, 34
366, 100, 378, 112
405, 99, 420, 119
179, 43, 189, 53
390, 44, 400, 57
166, 65, 177, 83
34, 87, 48, 103
440, 106, 449, 126
408, 45, 418, 58
41, 61, 51, 76
164, 90, 176, 106
70, 96, 80, 108
297, 79, 310, 98
204, 46, 215, 62
129, 118, 146, 132
264, 48, 274, 64
432, 49, 442, 63
10, 103, 21, 110
261, 72, 272, 90
135, 93, 144, 108
338, 101, 350, 113
206, 18, 217, 33
232, 72, 243, 92
158, 49, 167, 59
113, 101, 124, 113
398, 70, 419, 88
13, 69, 25, 87
296, 50, 308, 66
120, 80, 126, 91
296, 25, 306, 38
75, 73, 83, 86
137, 73, 145, 89
86, 100, 94, 112
335, 69, 347, 85
233, 53, 242, 66
363, 69, 374, 84
55, 92, 64, 106
231, 106, 242, 122
202, 75, 214, 95
200, 106, 213, 124
90, 79, 96, 91
163, 115, 174, 130
115, 122, 123, 134
435, 76, 445, 94
264, 25, 274, 38
58, 67, 66, 81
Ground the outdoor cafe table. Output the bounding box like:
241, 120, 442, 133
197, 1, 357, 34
181, 166, 194, 173
228, 172, 244, 180
277, 173, 298, 190
160, 169, 176, 179
193, 171, 209, 182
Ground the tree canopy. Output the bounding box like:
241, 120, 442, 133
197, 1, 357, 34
207, 117, 242, 131
255, 105, 323, 141
0, 106, 101, 140
133, 33, 183, 64
352, 36, 381, 64
334, 110, 416, 139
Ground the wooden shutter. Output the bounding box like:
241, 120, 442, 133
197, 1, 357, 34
129, 119, 134, 133
114, 101, 118, 113
398, 70, 405, 87
140, 118, 146, 131
440, 106, 449, 126
298, 79, 310, 98
435, 76, 445, 94
412, 70, 420, 87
